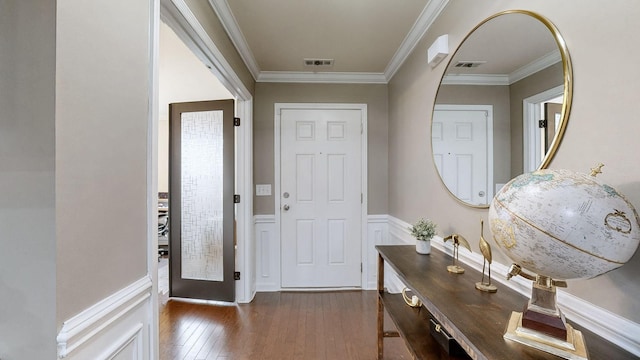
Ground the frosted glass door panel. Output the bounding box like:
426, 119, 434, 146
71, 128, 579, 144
180, 110, 224, 281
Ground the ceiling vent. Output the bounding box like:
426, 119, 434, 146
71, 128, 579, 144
304, 58, 334, 67
454, 61, 486, 68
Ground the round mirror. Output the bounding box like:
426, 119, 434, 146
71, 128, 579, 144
431, 10, 572, 208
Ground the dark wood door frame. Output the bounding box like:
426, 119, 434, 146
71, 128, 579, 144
169, 99, 235, 302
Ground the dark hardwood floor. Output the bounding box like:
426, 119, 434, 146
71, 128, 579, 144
159, 291, 411, 360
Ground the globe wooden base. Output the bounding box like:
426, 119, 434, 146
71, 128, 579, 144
504, 311, 588, 360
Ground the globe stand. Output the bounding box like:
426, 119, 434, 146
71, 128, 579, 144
503, 266, 588, 360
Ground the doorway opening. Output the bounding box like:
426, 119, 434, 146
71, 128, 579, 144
523, 85, 564, 172
155, 0, 254, 306
157, 21, 234, 301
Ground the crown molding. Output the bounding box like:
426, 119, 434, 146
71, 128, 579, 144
208, 0, 260, 80
441, 50, 561, 86
442, 74, 510, 86
257, 71, 387, 84
384, 0, 450, 81
509, 50, 561, 84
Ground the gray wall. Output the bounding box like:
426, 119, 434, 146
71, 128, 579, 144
3, 2, 158, 358
388, 0, 640, 322
56, 0, 152, 325
253, 83, 389, 215
0, 2, 57, 358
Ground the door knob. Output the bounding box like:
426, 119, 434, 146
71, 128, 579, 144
283, 204, 290, 211
478, 191, 486, 197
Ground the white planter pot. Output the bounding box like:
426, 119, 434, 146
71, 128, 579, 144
416, 240, 431, 254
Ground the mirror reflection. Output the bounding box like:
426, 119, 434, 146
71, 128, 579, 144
431, 11, 572, 207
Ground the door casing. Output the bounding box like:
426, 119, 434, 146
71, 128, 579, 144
274, 103, 368, 290
523, 85, 563, 172
169, 100, 236, 302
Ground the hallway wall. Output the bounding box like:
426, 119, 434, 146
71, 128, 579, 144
56, 0, 152, 326
0, 2, 57, 358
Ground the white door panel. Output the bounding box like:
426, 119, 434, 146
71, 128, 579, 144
280, 108, 362, 288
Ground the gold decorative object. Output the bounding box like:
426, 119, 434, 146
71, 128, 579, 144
589, 163, 604, 177
443, 234, 470, 274
401, 287, 422, 308
475, 220, 497, 293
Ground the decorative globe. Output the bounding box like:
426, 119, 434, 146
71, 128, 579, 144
488, 169, 640, 280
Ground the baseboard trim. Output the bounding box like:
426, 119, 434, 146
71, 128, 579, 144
57, 276, 152, 359
387, 215, 640, 356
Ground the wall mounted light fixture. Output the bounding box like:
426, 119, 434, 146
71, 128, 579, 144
428, 34, 449, 67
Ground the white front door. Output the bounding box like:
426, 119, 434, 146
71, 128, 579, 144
432, 105, 492, 206
279, 107, 363, 288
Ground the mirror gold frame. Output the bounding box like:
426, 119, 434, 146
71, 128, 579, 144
431, 10, 573, 208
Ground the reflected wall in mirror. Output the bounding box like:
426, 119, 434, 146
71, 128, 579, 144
431, 10, 573, 208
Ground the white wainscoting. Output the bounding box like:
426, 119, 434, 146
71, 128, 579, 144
56, 276, 153, 360
254, 214, 391, 291
255, 215, 278, 292
365, 215, 389, 289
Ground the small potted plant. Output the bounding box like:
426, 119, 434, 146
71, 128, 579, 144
409, 218, 437, 254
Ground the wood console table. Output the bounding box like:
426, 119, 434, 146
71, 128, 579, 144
376, 245, 636, 360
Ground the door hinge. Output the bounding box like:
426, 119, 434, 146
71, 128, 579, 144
538, 119, 547, 128
361, 193, 363, 204
361, 263, 363, 273
234, 194, 241, 203
234, 117, 241, 126
234, 271, 241, 280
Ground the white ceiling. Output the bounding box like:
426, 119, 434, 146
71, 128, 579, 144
209, 0, 449, 83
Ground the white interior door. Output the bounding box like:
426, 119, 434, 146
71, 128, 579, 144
280, 107, 362, 288
432, 106, 491, 205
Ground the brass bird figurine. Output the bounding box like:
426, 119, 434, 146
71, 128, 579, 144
476, 220, 497, 293
443, 233, 470, 274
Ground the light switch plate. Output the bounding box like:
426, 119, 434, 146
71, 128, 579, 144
256, 184, 272, 196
